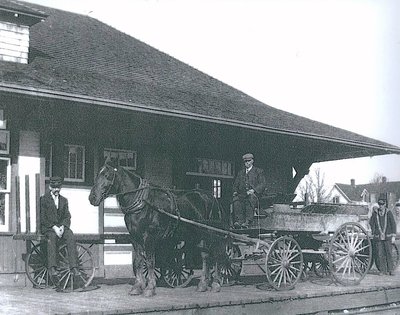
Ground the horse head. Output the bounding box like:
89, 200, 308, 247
89, 157, 117, 206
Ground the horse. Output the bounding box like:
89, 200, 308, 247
88, 158, 227, 297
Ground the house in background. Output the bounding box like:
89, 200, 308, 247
330, 177, 400, 209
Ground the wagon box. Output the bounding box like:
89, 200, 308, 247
256, 203, 370, 235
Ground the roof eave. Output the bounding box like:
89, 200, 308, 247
2, 82, 400, 156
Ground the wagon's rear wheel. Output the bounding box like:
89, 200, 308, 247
57, 243, 96, 292
328, 222, 371, 286
162, 241, 194, 288
25, 243, 53, 288
265, 236, 303, 290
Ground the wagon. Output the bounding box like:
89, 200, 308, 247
221, 202, 400, 290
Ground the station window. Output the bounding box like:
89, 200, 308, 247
64, 144, 85, 182
104, 148, 137, 170
213, 179, 221, 199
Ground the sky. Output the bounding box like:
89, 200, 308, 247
23, 0, 400, 188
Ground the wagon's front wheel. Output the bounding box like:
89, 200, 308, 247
162, 241, 194, 288
313, 254, 330, 277
213, 242, 242, 286
265, 236, 303, 290
328, 222, 371, 286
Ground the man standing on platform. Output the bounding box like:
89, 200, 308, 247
232, 153, 266, 228
40, 176, 80, 278
369, 197, 397, 275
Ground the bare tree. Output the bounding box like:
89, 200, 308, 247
296, 168, 331, 203
370, 173, 387, 184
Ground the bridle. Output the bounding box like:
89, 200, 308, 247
99, 165, 168, 215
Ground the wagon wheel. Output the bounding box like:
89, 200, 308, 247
328, 222, 371, 286
265, 236, 303, 290
162, 241, 194, 288
25, 243, 53, 288
313, 254, 330, 277
213, 243, 242, 286
56, 243, 96, 292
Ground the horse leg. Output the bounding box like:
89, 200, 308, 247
197, 240, 209, 292
211, 260, 221, 293
143, 236, 157, 297
129, 242, 146, 296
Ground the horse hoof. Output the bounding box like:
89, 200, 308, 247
144, 289, 156, 297
196, 283, 208, 292
211, 282, 221, 293
129, 287, 143, 296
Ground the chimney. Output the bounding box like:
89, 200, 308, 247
350, 179, 356, 188
382, 176, 387, 183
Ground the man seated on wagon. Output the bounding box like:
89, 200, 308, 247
232, 153, 267, 228
40, 176, 80, 278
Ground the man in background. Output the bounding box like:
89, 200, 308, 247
369, 197, 397, 275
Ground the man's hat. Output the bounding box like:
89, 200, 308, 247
49, 176, 63, 188
377, 193, 387, 203
242, 153, 254, 161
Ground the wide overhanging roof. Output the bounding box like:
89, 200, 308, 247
0, 0, 399, 163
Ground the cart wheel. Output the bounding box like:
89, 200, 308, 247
265, 236, 303, 290
25, 243, 53, 288
162, 241, 194, 288
56, 243, 96, 292
143, 260, 162, 281
313, 254, 330, 277
215, 243, 242, 286
328, 222, 371, 286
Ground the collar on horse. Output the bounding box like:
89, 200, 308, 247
117, 176, 151, 215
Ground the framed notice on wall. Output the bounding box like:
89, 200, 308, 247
0, 130, 9, 154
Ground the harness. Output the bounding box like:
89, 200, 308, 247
118, 179, 150, 215
106, 167, 181, 237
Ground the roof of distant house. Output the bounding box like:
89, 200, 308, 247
335, 181, 400, 202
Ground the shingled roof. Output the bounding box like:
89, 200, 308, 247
1, 0, 400, 159
336, 181, 400, 203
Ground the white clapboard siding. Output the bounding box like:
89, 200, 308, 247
0, 22, 29, 64
103, 196, 131, 265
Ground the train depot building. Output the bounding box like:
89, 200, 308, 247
1, 0, 400, 280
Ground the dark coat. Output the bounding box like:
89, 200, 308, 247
370, 208, 397, 240
233, 166, 267, 196
40, 191, 71, 234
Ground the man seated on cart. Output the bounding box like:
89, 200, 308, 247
40, 176, 80, 278
232, 153, 267, 229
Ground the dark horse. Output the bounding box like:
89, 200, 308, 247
88, 159, 227, 297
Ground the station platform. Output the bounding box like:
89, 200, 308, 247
1, 267, 400, 315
